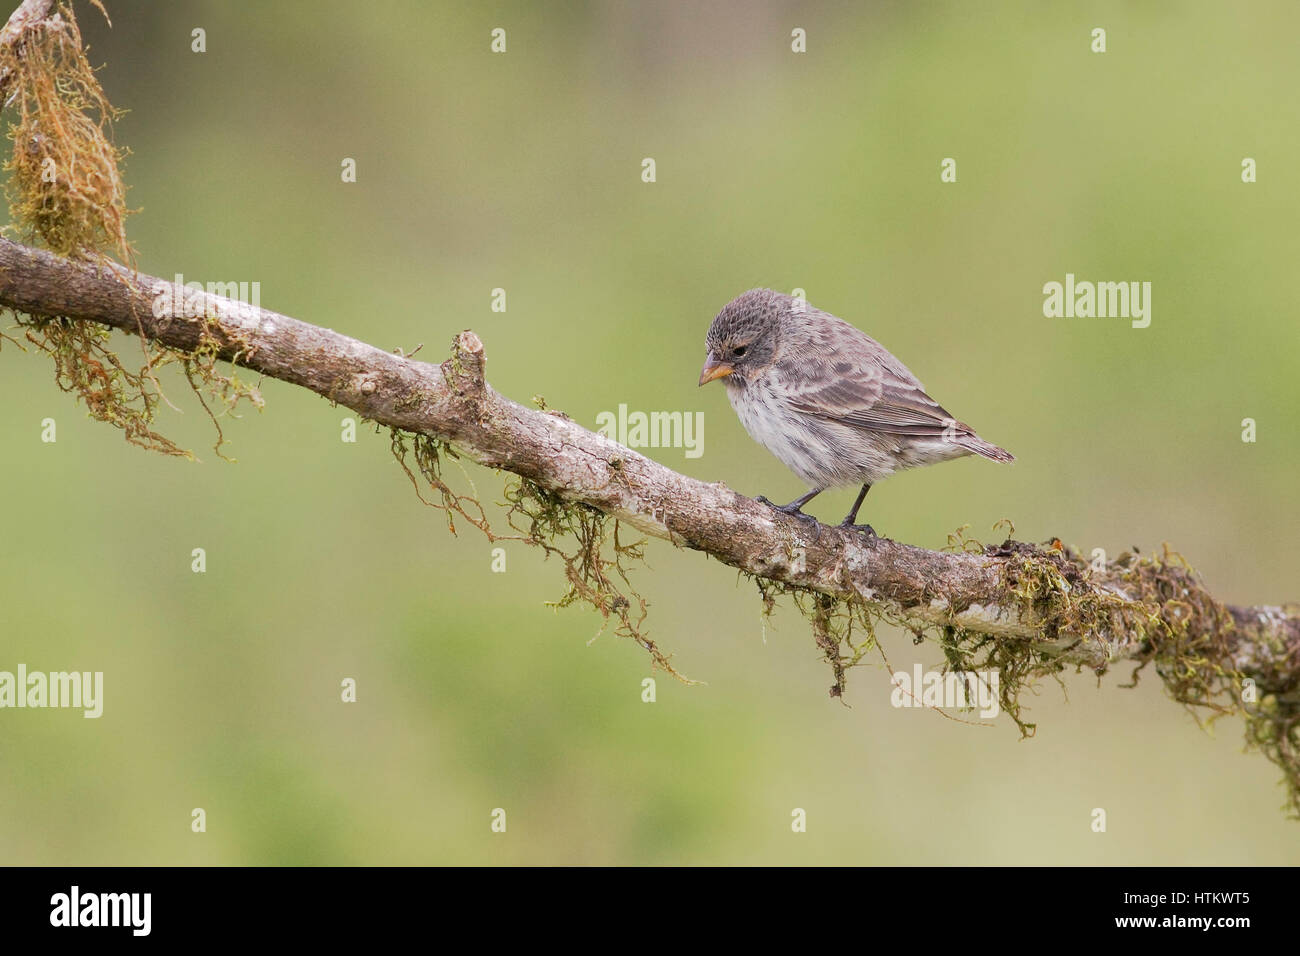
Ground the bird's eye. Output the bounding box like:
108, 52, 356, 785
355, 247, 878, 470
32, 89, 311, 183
733, 346, 747, 357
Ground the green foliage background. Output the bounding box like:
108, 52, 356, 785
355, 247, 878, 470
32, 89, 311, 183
1, 0, 1297, 863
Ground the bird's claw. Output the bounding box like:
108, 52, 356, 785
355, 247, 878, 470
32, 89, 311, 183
756, 496, 818, 523
838, 521, 877, 537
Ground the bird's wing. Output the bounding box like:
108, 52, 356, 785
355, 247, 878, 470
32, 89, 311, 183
786, 374, 961, 437
774, 311, 964, 438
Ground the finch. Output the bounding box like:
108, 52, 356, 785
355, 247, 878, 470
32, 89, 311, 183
698, 289, 1013, 534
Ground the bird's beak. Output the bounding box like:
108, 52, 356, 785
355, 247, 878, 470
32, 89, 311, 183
698, 353, 734, 386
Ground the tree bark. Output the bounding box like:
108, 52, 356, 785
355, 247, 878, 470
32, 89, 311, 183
0, 236, 1295, 686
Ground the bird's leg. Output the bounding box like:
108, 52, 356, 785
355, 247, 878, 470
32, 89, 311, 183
756, 487, 823, 522
838, 483, 875, 536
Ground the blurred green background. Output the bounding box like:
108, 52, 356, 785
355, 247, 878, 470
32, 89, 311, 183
1, 0, 1298, 864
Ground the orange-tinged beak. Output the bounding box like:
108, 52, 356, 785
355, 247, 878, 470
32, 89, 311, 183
698, 354, 734, 386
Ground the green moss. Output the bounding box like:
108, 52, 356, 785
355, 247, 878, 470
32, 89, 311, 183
2, 1, 126, 260
1, 2, 264, 459
741, 520, 1300, 816
389, 427, 691, 683
982, 532, 1296, 815
749, 573, 879, 700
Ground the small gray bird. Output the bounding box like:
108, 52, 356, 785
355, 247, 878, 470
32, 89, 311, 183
699, 289, 1013, 534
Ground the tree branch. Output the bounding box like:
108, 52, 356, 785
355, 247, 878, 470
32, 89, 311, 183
0, 0, 53, 96
0, 0, 53, 47
1, 235, 1298, 807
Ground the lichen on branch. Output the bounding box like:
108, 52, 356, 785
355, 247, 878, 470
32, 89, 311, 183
0, 0, 263, 458
1, 0, 123, 259
390, 415, 688, 682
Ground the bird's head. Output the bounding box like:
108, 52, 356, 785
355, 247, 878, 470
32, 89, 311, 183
699, 289, 786, 386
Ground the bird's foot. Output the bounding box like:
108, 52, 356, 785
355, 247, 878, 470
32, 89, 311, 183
838, 520, 877, 537
756, 496, 818, 524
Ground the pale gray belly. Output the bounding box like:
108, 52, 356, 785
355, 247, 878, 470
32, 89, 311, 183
725, 380, 967, 488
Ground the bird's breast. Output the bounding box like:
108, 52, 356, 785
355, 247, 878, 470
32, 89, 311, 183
724, 375, 919, 488
725, 378, 844, 487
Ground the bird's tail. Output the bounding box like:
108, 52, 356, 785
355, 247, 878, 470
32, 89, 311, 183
960, 433, 1015, 463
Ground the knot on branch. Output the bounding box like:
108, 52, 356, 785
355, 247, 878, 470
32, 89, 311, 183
443, 329, 486, 395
